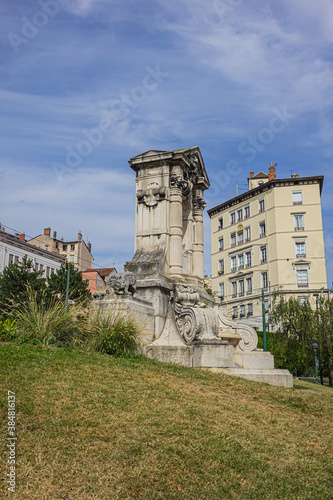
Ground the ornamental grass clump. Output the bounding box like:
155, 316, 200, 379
8, 287, 87, 347
86, 303, 140, 356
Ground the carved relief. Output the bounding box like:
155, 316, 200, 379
106, 272, 137, 296
137, 186, 166, 207
218, 307, 258, 351
173, 284, 219, 343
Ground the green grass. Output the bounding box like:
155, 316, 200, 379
0, 344, 332, 499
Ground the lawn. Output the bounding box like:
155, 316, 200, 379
0, 344, 332, 499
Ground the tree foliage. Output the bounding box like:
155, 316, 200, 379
270, 293, 333, 386
0, 256, 46, 317
47, 262, 91, 302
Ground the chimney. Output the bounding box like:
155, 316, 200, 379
19, 234, 25, 241
53, 231, 57, 239
78, 232, 82, 241
44, 227, 51, 236
250, 172, 254, 177
268, 162, 276, 181
291, 173, 299, 179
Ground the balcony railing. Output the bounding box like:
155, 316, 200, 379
238, 264, 244, 269
294, 227, 304, 231
259, 207, 265, 213
218, 270, 224, 275
245, 237, 251, 242
232, 293, 237, 298
231, 242, 236, 247
293, 201, 302, 205
260, 258, 267, 264
246, 263, 252, 268
239, 292, 244, 297
246, 290, 252, 295
296, 253, 306, 258
297, 283, 308, 288
231, 267, 237, 273
260, 233, 266, 238
238, 240, 244, 245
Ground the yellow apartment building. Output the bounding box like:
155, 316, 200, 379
208, 164, 328, 327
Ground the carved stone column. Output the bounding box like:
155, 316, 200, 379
192, 193, 206, 280
169, 174, 185, 277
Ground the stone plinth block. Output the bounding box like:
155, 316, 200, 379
211, 368, 293, 388
234, 351, 275, 370
192, 341, 235, 368
142, 344, 194, 368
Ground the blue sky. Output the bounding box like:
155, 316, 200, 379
1, 0, 332, 285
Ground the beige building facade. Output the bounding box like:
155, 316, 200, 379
29, 228, 93, 271
208, 165, 328, 327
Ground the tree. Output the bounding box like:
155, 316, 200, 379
271, 292, 333, 386
0, 256, 46, 317
47, 262, 91, 303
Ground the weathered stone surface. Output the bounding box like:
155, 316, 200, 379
192, 342, 235, 368
141, 344, 194, 367
216, 368, 293, 388
234, 351, 275, 370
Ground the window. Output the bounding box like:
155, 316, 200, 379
294, 214, 304, 231
292, 191, 303, 205
218, 259, 224, 275
231, 256, 237, 272
9, 254, 14, 264
71, 244, 75, 251
231, 233, 236, 247
219, 237, 224, 251
240, 305, 245, 317
219, 282, 224, 300
46, 267, 50, 278
63, 244, 67, 251
238, 254, 244, 269
259, 199, 265, 213
259, 222, 266, 238
247, 303, 253, 316
231, 282, 237, 298
232, 306, 238, 319
238, 230, 244, 245
218, 217, 223, 230
298, 296, 308, 305
69, 255, 74, 263
297, 270, 308, 287
51, 268, 54, 275
15, 256, 19, 265
86, 279, 90, 285
246, 251, 252, 268
230, 212, 236, 224
40, 264, 44, 273
295, 241, 306, 258
35, 262, 39, 271
262, 272, 268, 289
239, 280, 244, 297
244, 205, 250, 219
237, 209, 243, 222
245, 226, 251, 242
260, 246, 267, 264
246, 277, 252, 294
55, 242, 59, 249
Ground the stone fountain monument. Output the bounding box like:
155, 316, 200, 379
97, 147, 292, 387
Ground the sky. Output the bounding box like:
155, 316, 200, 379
1, 0, 332, 285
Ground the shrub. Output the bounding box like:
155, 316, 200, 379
86, 303, 140, 356
8, 287, 87, 347
0, 318, 17, 341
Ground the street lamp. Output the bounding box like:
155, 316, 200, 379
311, 342, 319, 384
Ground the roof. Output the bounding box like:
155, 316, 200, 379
83, 268, 116, 277
252, 171, 268, 179
207, 175, 324, 217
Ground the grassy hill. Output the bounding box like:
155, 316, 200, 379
1, 344, 332, 499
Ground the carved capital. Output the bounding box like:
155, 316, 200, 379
193, 195, 207, 212
170, 174, 190, 196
